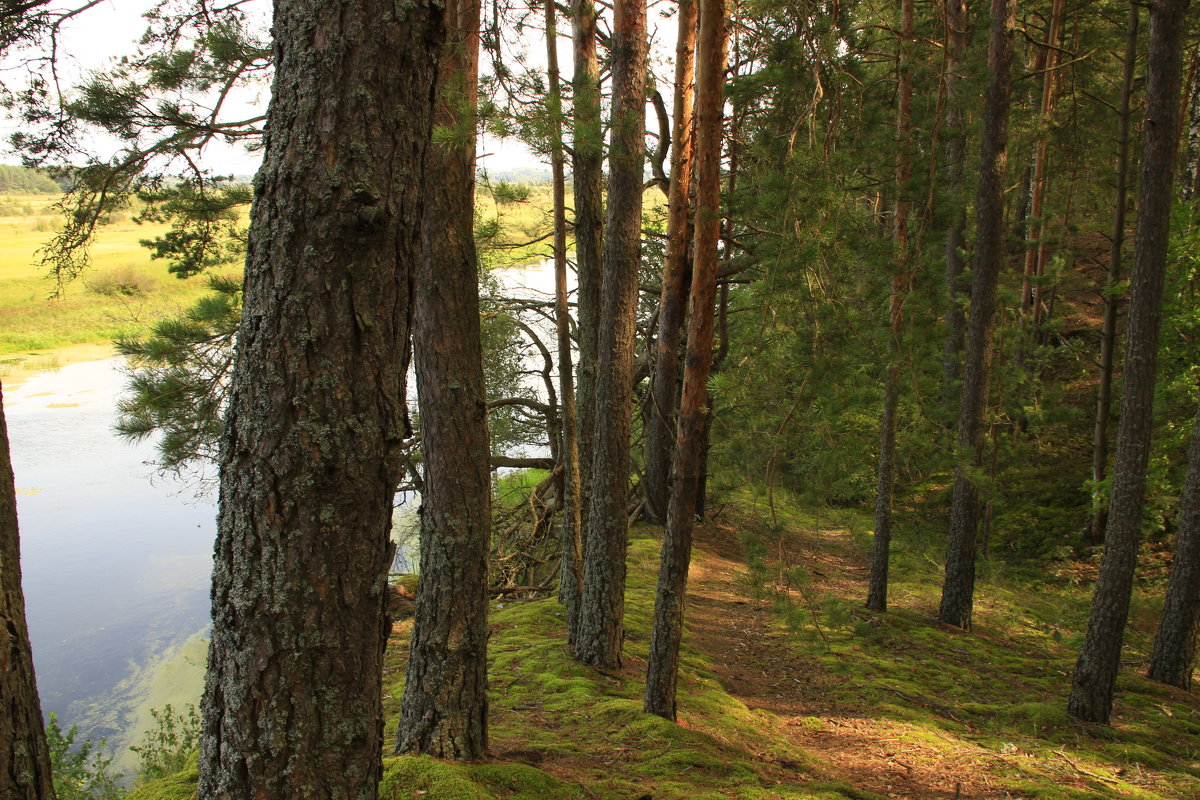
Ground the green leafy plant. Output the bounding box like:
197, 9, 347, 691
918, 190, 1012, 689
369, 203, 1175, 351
130, 704, 201, 787
46, 713, 125, 800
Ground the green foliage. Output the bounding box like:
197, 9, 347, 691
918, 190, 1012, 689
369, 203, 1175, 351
46, 713, 125, 800
487, 179, 532, 206
135, 182, 251, 278
0, 163, 60, 193
115, 273, 241, 476
12, 0, 268, 289
129, 704, 200, 788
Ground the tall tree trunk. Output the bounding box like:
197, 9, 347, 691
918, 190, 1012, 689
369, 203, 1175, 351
941, 0, 970, 429
1019, 0, 1065, 321
1148, 398, 1200, 688
1089, 2, 1140, 547
572, 0, 604, 548
644, 0, 697, 525
546, 0, 585, 640
939, 0, 1016, 631
866, 0, 914, 614
198, 1, 443, 796
644, 0, 725, 719
0, 385, 55, 800
575, 0, 648, 670
399, 0, 490, 759
1183, 44, 1200, 201
1068, 0, 1190, 724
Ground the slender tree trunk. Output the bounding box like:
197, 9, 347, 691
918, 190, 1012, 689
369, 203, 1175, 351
399, 0, 490, 759
572, 0, 604, 544
644, 0, 725, 718
546, 0, 585, 640
575, 0, 648, 670
644, 0, 697, 525
939, 0, 1016, 631
1069, 0, 1190, 724
1183, 44, 1200, 201
198, 2, 443, 795
0, 385, 55, 800
866, 0, 914, 614
941, 0, 970, 429
1148, 397, 1200, 688
1019, 0, 1065, 320
1090, 2, 1140, 546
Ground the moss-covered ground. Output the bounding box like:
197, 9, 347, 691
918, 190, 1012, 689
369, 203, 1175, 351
130, 486, 1200, 799
718, 486, 1200, 799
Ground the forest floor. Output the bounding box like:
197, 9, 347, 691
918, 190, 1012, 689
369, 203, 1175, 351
130, 489, 1200, 800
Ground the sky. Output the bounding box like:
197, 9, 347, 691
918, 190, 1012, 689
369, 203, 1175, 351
1, 0, 684, 177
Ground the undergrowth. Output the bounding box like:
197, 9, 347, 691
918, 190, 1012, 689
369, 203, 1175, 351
728, 485, 1200, 799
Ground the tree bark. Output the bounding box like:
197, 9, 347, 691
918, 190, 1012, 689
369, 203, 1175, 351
1183, 43, 1200, 201
644, 0, 697, 525
545, 0, 585, 641
575, 0, 648, 670
939, 0, 1016, 631
1019, 0, 1065, 322
1089, 2, 1140, 547
941, 0, 969, 429
399, 0, 490, 760
572, 0, 604, 548
644, 0, 725, 719
0, 384, 55, 800
866, 0, 914, 614
1148, 398, 1200, 688
196, 2, 443, 797
1069, 0, 1190, 724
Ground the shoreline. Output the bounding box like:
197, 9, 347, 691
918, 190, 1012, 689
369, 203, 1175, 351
0, 342, 118, 391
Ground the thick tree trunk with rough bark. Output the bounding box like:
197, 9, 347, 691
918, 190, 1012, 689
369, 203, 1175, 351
572, 0, 604, 548
546, 0, 585, 640
866, 0, 914, 614
939, 0, 1016, 631
196, 2, 443, 797
1069, 0, 1190, 724
575, 0, 647, 670
1, 385, 55, 800
399, 0, 490, 760
1090, 2, 1139, 546
644, 0, 724, 719
644, 0, 697, 525
1148, 399, 1200, 688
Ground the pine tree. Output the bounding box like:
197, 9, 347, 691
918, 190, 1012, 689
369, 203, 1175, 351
398, 0, 491, 759
1069, 0, 1191, 724
575, 0, 649, 670
644, 0, 725, 720
197, 1, 444, 795
939, 0, 1017, 631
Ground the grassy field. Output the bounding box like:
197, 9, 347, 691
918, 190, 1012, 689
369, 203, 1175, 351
0, 194, 219, 377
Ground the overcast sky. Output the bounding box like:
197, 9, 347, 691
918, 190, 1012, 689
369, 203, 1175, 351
2, 0, 684, 177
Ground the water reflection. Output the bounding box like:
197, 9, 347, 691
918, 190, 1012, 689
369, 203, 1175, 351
6, 358, 215, 745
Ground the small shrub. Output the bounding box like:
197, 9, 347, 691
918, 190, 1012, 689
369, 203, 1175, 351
46, 713, 125, 800
130, 704, 201, 787
86, 266, 157, 297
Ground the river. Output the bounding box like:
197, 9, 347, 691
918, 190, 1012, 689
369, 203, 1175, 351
7, 257, 563, 773
7, 357, 215, 773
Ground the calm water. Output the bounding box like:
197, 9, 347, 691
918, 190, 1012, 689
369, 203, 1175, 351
4, 260, 559, 756
7, 358, 215, 746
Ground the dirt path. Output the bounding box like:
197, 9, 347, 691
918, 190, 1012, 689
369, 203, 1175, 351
686, 517, 1009, 800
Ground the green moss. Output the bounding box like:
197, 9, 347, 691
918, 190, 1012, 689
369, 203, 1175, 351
379, 756, 580, 800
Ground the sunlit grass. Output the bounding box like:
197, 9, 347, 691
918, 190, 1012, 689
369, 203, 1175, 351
0, 197, 219, 362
